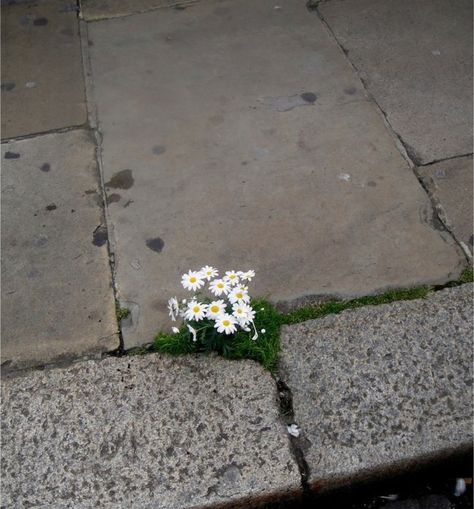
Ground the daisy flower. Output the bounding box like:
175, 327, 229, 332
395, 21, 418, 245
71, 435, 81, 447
201, 265, 218, 280
209, 278, 230, 296
184, 301, 208, 321
229, 286, 250, 304
224, 270, 240, 285
207, 300, 226, 319
187, 324, 197, 342
181, 270, 205, 292
232, 302, 255, 326
239, 270, 255, 281
214, 314, 237, 335
167, 297, 179, 321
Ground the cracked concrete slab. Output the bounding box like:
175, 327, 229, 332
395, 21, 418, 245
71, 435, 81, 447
80, 0, 199, 21
417, 156, 473, 256
318, 0, 473, 164
279, 285, 473, 491
87, 0, 464, 349
1, 354, 300, 508
1, 129, 117, 369
1, 0, 87, 139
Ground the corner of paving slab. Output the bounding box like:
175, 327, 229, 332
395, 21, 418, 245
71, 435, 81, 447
1, 353, 303, 508
277, 284, 473, 497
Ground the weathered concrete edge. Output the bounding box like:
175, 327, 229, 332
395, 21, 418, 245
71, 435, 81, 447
79, 0, 199, 22
306, 442, 473, 495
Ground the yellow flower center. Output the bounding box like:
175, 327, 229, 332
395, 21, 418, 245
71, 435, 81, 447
193, 306, 200, 313
229, 274, 236, 279
236, 293, 243, 299
210, 305, 219, 313
223, 320, 230, 326
190, 277, 197, 283
217, 283, 224, 288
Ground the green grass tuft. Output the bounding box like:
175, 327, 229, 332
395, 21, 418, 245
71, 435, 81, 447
151, 271, 474, 371
459, 264, 474, 284
115, 303, 131, 322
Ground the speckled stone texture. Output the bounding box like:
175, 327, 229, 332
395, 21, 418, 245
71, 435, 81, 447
280, 285, 473, 490
1, 354, 300, 508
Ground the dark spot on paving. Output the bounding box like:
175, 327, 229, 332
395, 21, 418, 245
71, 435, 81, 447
300, 92, 317, 103
71, 209, 75, 213
84, 189, 95, 195
88, 40, 94, 47
40, 163, 50, 172
104, 169, 134, 190
27, 268, 40, 278
470, 235, 474, 247
92, 225, 108, 247
123, 199, 133, 208
34, 234, 48, 247
1, 82, 15, 92
146, 237, 164, 253
152, 145, 166, 156
45, 203, 57, 211
344, 86, 357, 95
367, 181, 377, 187
60, 28, 73, 36
4, 151, 20, 159
33, 17, 48, 26
174, 4, 187, 10
241, 161, 248, 166
106, 193, 121, 204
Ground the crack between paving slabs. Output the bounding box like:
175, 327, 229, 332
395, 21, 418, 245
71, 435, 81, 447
274, 377, 312, 499
309, 5, 472, 265
78, 13, 126, 356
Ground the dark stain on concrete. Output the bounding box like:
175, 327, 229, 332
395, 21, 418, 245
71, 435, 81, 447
105, 169, 134, 190
469, 235, 473, 246
344, 86, 357, 95
93, 225, 108, 247
300, 92, 317, 103
45, 203, 57, 211
84, 189, 96, 195
107, 193, 121, 204
27, 268, 40, 278
123, 199, 133, 208
146, 237, 164, 253
40, 163, 50, 172
33, 17, 48, 26
1, 82, 15, 92
152, 145, 166, 156
367, 181, 377, 187
4, 151, 20, 159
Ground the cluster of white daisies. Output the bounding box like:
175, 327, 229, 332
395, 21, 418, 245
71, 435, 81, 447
167, 266, 263, 340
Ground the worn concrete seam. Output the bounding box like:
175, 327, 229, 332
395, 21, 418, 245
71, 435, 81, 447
79, 17, 125, 353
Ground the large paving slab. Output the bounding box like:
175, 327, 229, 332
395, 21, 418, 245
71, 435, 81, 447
1, 354, 300, 508
1, 0, 87, 139
1, 129, 117, 369
87, 0, 464, 349
80, 0, 199, 21
280, 284, 473, 491
318, 0, 473, 164
417, 156, 473, 256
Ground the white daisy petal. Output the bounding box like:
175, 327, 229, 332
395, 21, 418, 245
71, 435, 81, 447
229, 287, 250, 304
240, 269, 255, 281
207, 300, 226, 319
187, 324, 197, 342
214, 314, 237, 335
224, 270, 240, 286
209, 278, 231, 296
171, 327, 180, 334
201, 265, 219, 280
181, 270, 205, 292
184, 301, 208, 321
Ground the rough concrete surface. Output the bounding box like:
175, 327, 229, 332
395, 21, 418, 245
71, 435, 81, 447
1, 354, 300, 508
87, 0, 464, 349
80, 0, 199, 21
1, 0, 87, 139
318, 0, 473, 164
280, 284, 473, 490
1, 130, 117, 369
384, 494, 451, 509
417, 156, 473, 256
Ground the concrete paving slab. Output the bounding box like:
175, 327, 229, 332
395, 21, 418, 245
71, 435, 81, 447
279, 285, 473, 491
1, 0, 87, 139
1, 129, 118, 369
87, 0, 464, 349
1, 354, 300, 508
80, 0, 198, 21
417, 156, 473, 256
318, 0, 473, 164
